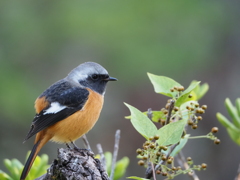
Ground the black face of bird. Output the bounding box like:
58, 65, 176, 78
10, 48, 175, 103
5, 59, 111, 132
79, 73, 117, 95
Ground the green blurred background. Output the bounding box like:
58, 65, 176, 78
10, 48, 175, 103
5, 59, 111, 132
1, 1, 240, 179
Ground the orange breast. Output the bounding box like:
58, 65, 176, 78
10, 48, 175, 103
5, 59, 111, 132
46, 89, 104, 143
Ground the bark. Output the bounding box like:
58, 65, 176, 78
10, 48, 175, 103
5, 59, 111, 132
36, 148, 109, 180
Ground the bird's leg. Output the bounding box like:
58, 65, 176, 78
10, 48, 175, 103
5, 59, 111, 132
66, 143, 71, 149
71, 141, 93, 156
71, 141, 90, 151
71, 141, 80, 150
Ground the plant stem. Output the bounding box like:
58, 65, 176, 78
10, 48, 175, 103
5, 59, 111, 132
110, 130, 121, 180
234, 163, 240, 180
151, 162, 157, 180
186, 135, 209, 139
147, 108, 153, 120
176, 151, 199, 180
155, 143, 179, 170
96, 143, 106, 170
165, 100, 175, 125
82, 134, 92, 150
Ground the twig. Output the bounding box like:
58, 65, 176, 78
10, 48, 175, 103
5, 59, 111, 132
145, 162, 153, 179
155, 143, 179, 170
96, 143, 107, 170
165, 100, 175, 125
110, 130, 121, 180
234, 163, 240, 180
145, 143, 179, 179
151, 162, 157, 180
82, 134, 92, 150
147, 108, 153, 120
186, 135, 209, 139
176, 151, 199, 180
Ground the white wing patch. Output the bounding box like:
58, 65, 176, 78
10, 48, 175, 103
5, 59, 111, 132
43, 102, 66, 115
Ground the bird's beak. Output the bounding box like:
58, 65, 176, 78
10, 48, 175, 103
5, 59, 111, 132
105, 76, 118, 81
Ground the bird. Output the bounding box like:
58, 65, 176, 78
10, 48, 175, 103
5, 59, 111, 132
20, 62, 117, 180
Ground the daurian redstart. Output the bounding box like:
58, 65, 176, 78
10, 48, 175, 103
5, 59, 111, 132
20, 62, 117, 180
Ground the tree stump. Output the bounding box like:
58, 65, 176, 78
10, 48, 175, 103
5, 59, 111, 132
36, 148, 110, 180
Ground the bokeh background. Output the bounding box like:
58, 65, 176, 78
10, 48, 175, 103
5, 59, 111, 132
1, 1, 240, 179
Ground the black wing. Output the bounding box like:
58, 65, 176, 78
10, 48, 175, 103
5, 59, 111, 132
24, 85, 89, 142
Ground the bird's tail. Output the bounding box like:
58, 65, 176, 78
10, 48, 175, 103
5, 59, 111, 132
20, 140, 44, 180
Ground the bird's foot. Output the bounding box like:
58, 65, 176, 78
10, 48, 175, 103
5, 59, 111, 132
70, 142, 94, 156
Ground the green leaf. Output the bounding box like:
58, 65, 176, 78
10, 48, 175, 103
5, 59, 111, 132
3, 159, 12, 173
24, 153, 49, 180
125, 103, 157, 139
170, 134, 189, 157
127, 176, 150, 180
0, 170, 12, 180
225, 98, 240, 128
105, 152, 112, 175
9, 159, 23, 180
4, 159, 19, 180
192, 81, 209, 100
216, 112, 240, 145
216, 113, 238, 130
143, 111, 166, 122
1, 153, 49, 180
235, 98, 240, 118
182, 81, 201, 96
157, 119, 186, 146
11, 168, 19, 180
11, 159, 23, 170
175, 81, 200, 107
34, 154, 49, 178
175, 91, 196, 107
147, 73, 181, 97
126, 111, 166, 123
114, 157, 129, 180
227, 128, 240, 146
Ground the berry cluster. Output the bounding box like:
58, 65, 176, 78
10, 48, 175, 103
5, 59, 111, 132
136, 137, 208, 178
186, 102, 207, 129
170, 86, 185, 92
136, 137, 174, 177
135, 85, 220, 179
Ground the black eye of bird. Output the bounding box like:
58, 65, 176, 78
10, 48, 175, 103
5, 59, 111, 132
91, 74, 99, 80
